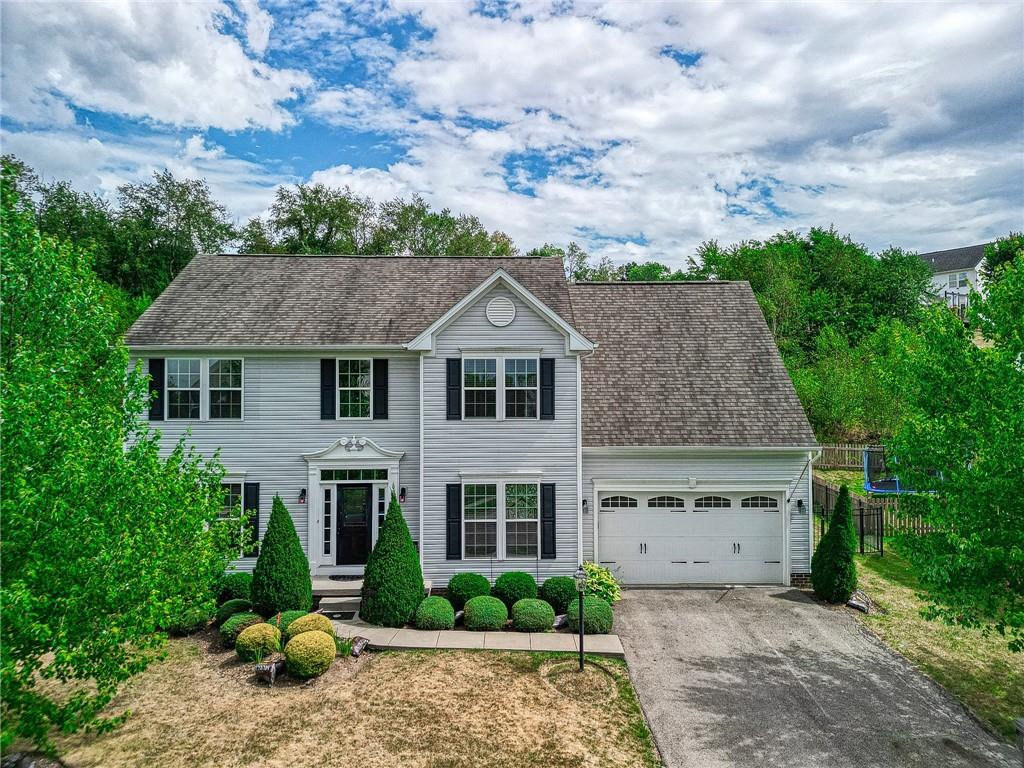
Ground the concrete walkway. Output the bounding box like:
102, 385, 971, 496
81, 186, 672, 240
332, 618, 624, 656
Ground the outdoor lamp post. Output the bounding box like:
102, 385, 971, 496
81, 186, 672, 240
573, 565, 587, 672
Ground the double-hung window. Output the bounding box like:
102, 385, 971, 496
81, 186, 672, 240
463, 356, 538, 420
220, 482, 242, 521
209, 359, 243, 419
947, 272, 969, 289
337, 359, 371, 418
167, 359, 201, 419
463, 481, 540, 559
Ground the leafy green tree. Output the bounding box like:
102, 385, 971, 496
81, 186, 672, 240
980, 232, 1024, 286
250, 495, 313, 616
257, 182, 374, 254
368, 194, 518, 257
811, 486, 858, 603
1, 168, 241, 753
532, 241, 614, 281
886, 254, 1024, 651
236, 216, 282, 254
107, 170, 235, 296
359, 493, 423, 627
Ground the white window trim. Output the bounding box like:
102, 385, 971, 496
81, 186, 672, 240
461, 353, 540, 421
165, 357, 246, 422
165, 357, 203, 421
462, 479, 541, 561
208, 357, 244, 421
336, 357, 373, 421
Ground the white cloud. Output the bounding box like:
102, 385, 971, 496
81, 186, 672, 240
1, 0, 311, 131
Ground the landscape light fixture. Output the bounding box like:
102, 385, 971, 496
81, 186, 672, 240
573, 565, 587, 672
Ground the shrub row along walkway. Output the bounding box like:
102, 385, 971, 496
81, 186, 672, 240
332, 618, 625, 656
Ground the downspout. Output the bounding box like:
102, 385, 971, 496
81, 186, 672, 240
576, 346, 597, 567
418, 353, 425, 566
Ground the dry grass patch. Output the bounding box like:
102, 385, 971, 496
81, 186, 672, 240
56, 631, 657, 768
855, 550, 1024, 742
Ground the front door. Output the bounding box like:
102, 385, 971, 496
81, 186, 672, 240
337, 484, 372, 565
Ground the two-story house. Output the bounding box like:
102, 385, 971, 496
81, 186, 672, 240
919, 242, 990, 312
125, 255, 818, 587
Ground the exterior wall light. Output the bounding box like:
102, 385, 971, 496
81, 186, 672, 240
298, 488, 306, 504
399, 487, 407, 503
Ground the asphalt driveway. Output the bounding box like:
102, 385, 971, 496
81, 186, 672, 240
616, 588, 1018, 768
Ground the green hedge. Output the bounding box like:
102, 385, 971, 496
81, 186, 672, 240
492, 571, 537, 610
219, 612, 264, 648
359, 493, 423, 627
415, 596, 455, 630
464, 595, 508, 631
284, 631, 335, 679
235, 623, 281, 663
812, 485, 858, 603
216, 572, 253, 604
215, 598, 252, 626
539, 576, 576, 614
511, 599, 555, 632
565, 596, 613, 635
251, 495, 313, 616
447, 573, 490, 611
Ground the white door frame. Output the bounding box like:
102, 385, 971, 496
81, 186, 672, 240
303, 437, 404, 575
592, 479, 792, 586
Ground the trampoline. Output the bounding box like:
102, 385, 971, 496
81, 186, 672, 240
863, 448, 935, 495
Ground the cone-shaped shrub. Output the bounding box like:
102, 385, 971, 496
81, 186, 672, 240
359, 493, 423, 627
251, 495, 313, 616
811, 485, 858, 603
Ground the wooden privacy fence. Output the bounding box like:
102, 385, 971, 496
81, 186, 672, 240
818, 443, 878, 469
812, 478, 933, 552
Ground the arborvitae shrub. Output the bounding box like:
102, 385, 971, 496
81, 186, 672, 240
447, 573, 490, 611
251, 495, 312, 616
492, 571, 537, 610
811, 485, 858, 603
359, 494, 423, 627
539, 576, 576, 614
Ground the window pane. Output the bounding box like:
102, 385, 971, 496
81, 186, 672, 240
210, 389, 242, 419
167, 358, 201, 389
505, 389, 537, 418
505, 484, 538, 519
220, 483, 242, 518
168, 389, 200, 419
465, 521, 497, 558
209, 359, 242, 388
339, 389, 370, 418
338, 359, 371, 388
464, 484, 497, 519
464, 359, 497, 388
465, 389, 496, 418
504, 358, 537, 388
506, 521, 538, 557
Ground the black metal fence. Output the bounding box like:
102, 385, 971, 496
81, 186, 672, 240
813, 479, 884, 555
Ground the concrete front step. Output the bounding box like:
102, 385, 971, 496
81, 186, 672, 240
319, 596, 361, 613
312, 578, 362, 598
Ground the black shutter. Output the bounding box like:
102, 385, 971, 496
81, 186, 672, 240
540, 358, 555, 420
446, 358, 462, 420
446, 483, 462, 560
148, 358, 165, 421
372, 358, 388, 420
320, 359, 336, 420
243, 482, 260, 558
541, 483, 556, 559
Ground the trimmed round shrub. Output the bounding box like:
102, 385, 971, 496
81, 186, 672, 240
220, 612, 264, 647
415, 596, 455, 630
812, 485, 858, 603
285, 612, 335, 641
511, 598, 556, 632
251, 495, 313, 616
463, 595, 508, 631
284, 630, 335, 679
267, 610, 307, 637
564, 596, 613, 635
492, 571, 538, 610
359, 493, 423, 627
215, 598, 252, 626
446, 573, 490, 611
539, 576, 577, 615
235, 623, 281, 663
217, 571, 253, 604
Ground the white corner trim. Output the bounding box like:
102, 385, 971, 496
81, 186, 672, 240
302, 436, 406, 462
405, 268, 595, 353
419, 353, 424, 551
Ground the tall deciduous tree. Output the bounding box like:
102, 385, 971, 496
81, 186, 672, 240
887, 254, 1024, 651
980, 232, 1024, 286
0, 168, 241, 753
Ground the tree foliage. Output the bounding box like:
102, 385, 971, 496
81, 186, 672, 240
980, 232, 1024, 287
359, 493, 423, 627
885, 254, 1024, 651
250, 495, 313, 616
0, 167, 241, 753
811, 485, 858, 603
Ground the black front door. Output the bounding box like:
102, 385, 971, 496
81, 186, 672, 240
337, 484, 372, 565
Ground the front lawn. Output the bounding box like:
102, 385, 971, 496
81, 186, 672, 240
55, 630, 658, 768
854, 548, 1023, 742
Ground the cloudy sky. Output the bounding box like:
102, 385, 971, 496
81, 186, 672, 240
2, 0, 1022, 266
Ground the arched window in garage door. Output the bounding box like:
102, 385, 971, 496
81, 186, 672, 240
694, 495, 732, 509
647, 495, 686, 508
741, 496, 779, 508
600, 495, 638, 508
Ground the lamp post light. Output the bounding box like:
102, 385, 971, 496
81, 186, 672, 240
573, 564, 587, 672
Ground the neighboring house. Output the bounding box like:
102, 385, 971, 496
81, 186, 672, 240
919, 242, 989, 311
125, 255, 817, 587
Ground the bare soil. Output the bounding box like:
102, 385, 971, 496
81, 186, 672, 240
56, 630, 658, 768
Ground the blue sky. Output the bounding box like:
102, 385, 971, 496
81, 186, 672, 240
2, 0, 1022, 265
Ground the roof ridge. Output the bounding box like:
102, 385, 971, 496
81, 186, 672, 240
572, 280, 744, 286
201, 253, 561, 260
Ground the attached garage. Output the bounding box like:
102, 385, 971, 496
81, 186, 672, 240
596, 490, 786, 585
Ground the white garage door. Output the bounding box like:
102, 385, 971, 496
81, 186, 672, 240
597, 492, 784, 585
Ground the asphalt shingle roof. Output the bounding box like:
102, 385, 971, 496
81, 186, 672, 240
568, 282, 817, 448
918, 243, 988, 274
125, 254, 573, 347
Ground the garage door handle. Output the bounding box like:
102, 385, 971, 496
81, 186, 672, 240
694, 560, 709, 564
671, 560, 687, 564
764, 560, 781, 564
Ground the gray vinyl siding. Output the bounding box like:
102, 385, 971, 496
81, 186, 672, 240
421, 285, 580, 586
581, 451, 813, 574
137, 353, 420, 570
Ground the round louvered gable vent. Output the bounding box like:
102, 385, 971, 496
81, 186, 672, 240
485, 296, 516, 327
